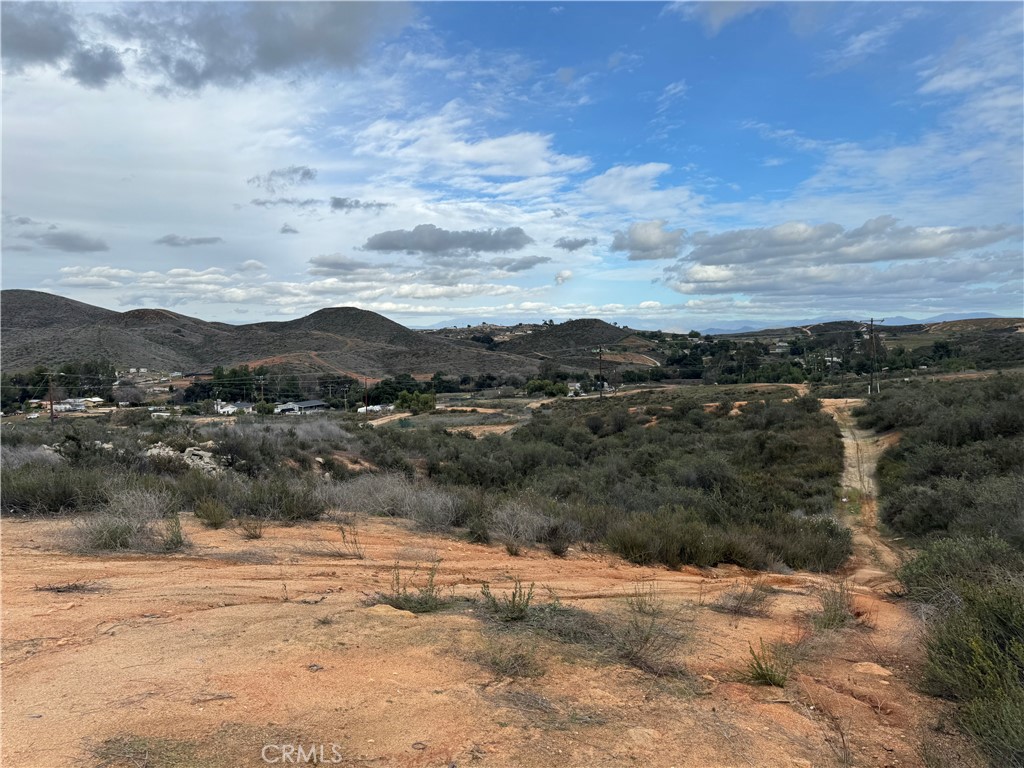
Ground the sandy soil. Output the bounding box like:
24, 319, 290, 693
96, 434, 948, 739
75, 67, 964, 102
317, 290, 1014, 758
1, 398, 982, 768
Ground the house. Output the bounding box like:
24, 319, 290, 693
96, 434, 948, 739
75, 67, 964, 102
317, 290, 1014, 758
83, 397, 105, 408
232, 402, 254, 414
274, 399, 329, 414
214, 400, 237, 415
356, 404, 395, 414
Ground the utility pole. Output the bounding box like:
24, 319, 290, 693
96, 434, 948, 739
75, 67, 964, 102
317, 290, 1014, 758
593, 347, 604, 398
866, 318, 884, 395
48, 371, 56, 424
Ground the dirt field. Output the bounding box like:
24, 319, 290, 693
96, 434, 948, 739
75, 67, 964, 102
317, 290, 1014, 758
0, 401, 983, 768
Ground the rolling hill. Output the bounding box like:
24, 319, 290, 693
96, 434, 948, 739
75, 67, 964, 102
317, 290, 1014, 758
0, 290, 539, 379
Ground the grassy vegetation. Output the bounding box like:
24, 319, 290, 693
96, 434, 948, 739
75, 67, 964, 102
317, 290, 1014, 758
743, 639, 794, 687
857, 375, 1024, 767
711, 577, 778, 618
366, 562, 454, 613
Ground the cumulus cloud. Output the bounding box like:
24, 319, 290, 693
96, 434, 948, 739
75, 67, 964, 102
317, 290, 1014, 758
330, 197, 392, 213
64, 44, 124, 88
247, 165, 317, 194
239, 260, 266, 272
58, 265, 230, 290
661, 215, 1023, 316
555, 270, 573, 285
553, 236, 597, 252
154, 234, 224, 247
491, 255, 551, 272
280, 223, 299, 235
363, 224, 534, 254
1, 3, 79, 72
612, 220, 687, 261
110, 3, 410, 92
21, 230, 109, 253
250, 197, 321, 208
684, 216, 1020, 266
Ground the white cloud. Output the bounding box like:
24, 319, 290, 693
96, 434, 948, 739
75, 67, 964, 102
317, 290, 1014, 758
666, 2, 771, 35
611, 220, 687, 261
577, 163, 703, 218
657, 80, 688, 113
354, 101, 591, 181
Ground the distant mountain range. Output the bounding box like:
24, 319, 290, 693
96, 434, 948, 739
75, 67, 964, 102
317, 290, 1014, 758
424, 312, 1002, 336
1, 290, 1017, 376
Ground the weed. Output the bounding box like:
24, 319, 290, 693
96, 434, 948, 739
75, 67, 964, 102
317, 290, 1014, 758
711, 577, 778, 617
480, 577, 535, 621
811, 579, 856, 630
89, 733, 198, 768
237, 515, 265, 540
339, 525, 364, 559
34, 580, 101, 593
614, 610, 685, 676
367, 562, 453, 613
626, 581, 663, 616
478, 636, 544, 678
743, 638, 793, 687
316, 615, 334, 626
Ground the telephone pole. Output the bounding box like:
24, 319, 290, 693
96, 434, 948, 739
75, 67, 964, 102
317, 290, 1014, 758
866, 318, 884, 395
48, 372, 56, 424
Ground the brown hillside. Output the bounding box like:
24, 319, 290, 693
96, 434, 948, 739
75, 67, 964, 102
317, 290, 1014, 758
0, 289, 119, 329
0, 290, 540, 379
497, 319, 632, 356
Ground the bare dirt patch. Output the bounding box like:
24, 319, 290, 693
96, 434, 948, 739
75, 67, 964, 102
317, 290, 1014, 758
3, 508, 974, 767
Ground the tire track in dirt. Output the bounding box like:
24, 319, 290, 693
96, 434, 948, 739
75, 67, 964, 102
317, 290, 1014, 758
820, 398, 902, 589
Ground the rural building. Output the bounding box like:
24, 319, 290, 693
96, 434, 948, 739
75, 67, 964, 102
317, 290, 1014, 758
274, 399, 329, 414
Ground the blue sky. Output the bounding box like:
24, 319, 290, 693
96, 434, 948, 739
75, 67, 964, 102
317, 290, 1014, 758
2, 1, 1021, 329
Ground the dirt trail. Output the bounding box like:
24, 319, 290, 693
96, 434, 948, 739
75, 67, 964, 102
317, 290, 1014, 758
820, 399, 902, 589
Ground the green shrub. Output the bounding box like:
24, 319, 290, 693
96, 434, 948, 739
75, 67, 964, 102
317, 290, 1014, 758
1, 464, 106, 515
897, 536, 1024, 603
811, 579, 856, 630
922, 574, 1024, 766
194, 497, 231, 529
368, 562, 453, 613
480, 577, 535, 621
240, 476, 329, 521
613, 607, 685, 676
236, 515, 265, 540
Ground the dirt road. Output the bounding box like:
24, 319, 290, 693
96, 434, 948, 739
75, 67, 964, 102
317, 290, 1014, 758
820, 399, 902, 589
